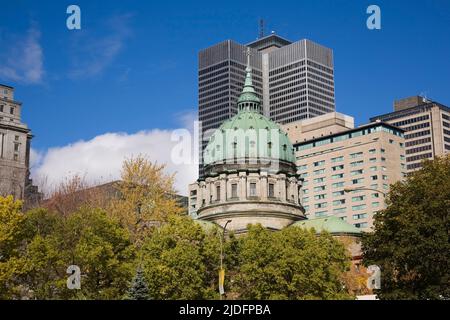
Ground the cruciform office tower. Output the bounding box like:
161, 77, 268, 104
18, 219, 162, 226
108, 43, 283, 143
198, 33, 335, 177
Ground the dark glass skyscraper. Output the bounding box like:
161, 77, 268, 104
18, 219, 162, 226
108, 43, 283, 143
198, 34, 335, 176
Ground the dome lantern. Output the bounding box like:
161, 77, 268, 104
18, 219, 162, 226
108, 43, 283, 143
237, 48, 262, 113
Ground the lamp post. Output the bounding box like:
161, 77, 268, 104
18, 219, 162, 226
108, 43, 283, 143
219, 220, 232, 300
344, 187, 386, 197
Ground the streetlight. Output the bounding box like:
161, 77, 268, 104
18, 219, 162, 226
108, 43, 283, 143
344, 187, 386, 197
219, 220, 232, 300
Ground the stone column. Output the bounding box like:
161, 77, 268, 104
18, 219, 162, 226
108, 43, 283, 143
239, 171, 247, 200
195, 183, 202, 209
260, 171, 268, 201
204, 179, 211, 205
220, 174, 227, 203
279, 174, 287, 202
198, 181, 204, 207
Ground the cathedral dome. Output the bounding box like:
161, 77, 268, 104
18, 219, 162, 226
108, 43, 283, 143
203, 61, 296, 170
189, 50, 306, 233
203, 110, 296, 166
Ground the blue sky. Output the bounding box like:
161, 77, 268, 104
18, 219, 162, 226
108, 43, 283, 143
1, 0, 450, 193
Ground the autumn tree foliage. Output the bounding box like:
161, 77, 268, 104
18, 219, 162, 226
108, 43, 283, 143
42, 174, 113, 216
109, 155, 184, 245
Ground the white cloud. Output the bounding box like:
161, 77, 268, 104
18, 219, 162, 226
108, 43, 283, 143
31, 129, 198, 196
0, 25, 44, 84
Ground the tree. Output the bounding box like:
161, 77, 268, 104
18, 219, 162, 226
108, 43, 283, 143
1, 206, 136, 300
109, 156, 184, 245
363, 155, 450, 300
0, 196, 26, 298
43, 174, 111, 216
233, 225, 353, 300
140, 215, 221, 299
126, 268, 150, 300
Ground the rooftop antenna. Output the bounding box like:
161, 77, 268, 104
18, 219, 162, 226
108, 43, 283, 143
420, 91, 430, 103
258, 19, 265, 39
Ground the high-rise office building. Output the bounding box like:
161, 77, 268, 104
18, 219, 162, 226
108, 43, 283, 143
370, 96, 450, 171
283, 113, 406, 231
198, 33, 335, 176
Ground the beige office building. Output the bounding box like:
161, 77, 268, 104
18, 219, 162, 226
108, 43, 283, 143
283, 113, 406, 231
370, 96, 450, 171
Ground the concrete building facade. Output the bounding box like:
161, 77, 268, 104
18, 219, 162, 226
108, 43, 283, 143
285, 113, 406, 231
0, 84, 33, 200
198, 34, 335, 177
370, 96, 450, 171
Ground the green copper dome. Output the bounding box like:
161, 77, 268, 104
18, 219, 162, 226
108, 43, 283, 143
203, 59, 296, 167
203, 110, 296, 166
292, 216, 362, 236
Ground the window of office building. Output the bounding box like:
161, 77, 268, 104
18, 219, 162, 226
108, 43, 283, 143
315, 211, 328, 218
350, 160, 364, 167
314, 186, 326, 192
314, 194, 326, 200
332, 173, 344, 179
351, 169, 364, 176
332, 191, 345, 197
333, 199, 345, 206
332, 165, 344, 171
333, 208, 346, 214
354, 222, 368, 228
314, 160, 325, 167
353, 213, 368, 220
331, 156, 344, 163
372, 202, 380, 208
314, 169, 325, 175
350, 152, 363, 159
314, 177, 325, 184
315, 202, 327, 209
332, 182, 345, 188
352, 204, 367, 211
352, 178, 364, 185
352, 195, 366, 202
